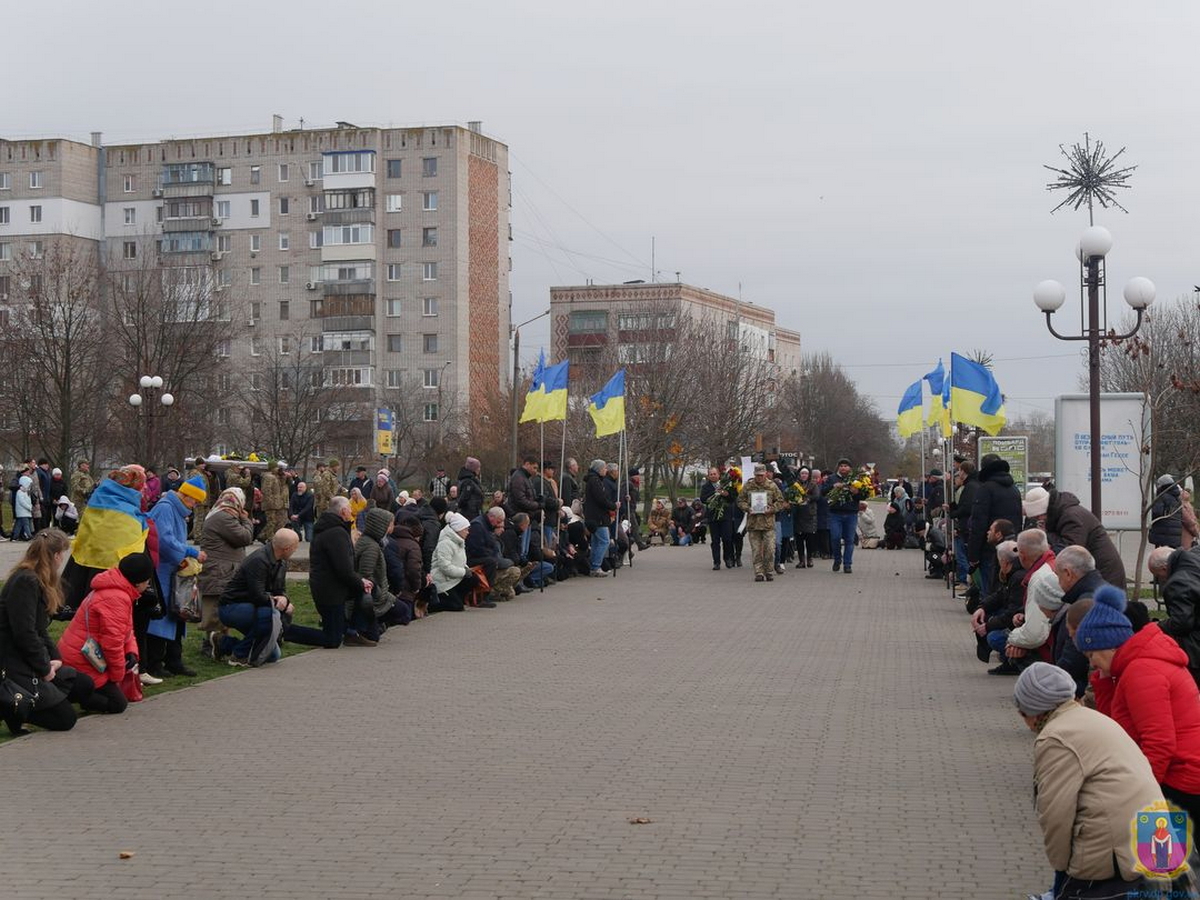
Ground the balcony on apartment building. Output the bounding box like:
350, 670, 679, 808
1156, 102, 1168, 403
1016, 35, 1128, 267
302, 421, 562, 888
162, 198, 215, 233
159, 162, 215, 199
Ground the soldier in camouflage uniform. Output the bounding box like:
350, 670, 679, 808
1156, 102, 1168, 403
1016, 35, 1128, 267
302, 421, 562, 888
736, 463, 788, 582
225, 465, 253, 498
326, 458, 346, 497
69, 460, 95, 509
311, 461, 338, 517
260, 461, 289, 543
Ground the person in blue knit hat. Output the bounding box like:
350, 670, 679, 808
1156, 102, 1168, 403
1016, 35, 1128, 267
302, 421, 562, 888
1076, 584, 1200, 826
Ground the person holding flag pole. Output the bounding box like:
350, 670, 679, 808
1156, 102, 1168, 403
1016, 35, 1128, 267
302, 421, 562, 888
587, 370, 626, 577
535, 359, 569, 591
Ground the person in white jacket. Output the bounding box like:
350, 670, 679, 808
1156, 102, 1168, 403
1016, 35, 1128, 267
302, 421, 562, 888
1002, 564, 1065, 678
12, 474, 34, 541
429, 513, 479, 613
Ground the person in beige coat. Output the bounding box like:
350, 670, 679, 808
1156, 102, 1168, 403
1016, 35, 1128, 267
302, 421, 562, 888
1014, 663, 1163, 898
197, 488, 255, 657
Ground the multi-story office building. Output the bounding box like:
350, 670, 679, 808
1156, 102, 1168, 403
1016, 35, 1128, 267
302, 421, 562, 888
0, 119, 510, 461
549, 281, 801, 373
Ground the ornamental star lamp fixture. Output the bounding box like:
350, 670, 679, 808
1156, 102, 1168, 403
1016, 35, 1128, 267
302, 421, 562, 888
1044, 133, 1137, 225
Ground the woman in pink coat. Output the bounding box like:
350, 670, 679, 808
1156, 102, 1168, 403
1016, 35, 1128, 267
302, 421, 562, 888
59, 553, 155, 715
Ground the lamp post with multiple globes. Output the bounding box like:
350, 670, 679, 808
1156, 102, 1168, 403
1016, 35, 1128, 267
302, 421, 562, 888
128, 374, 175, 469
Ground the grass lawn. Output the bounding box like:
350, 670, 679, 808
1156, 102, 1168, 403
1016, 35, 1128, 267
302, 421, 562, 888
1, 581, 320, 745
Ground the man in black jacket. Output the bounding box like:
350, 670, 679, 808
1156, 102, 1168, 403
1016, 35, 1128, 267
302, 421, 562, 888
456, 457, 484, 522
465, 507, 518, 604
1054, 545, 1106, 696
506, 456, 542, 559
308, 497, 375, 647
1149, 546, 1200, 687
348, 466, 372, 500
288, 481, 316, 542
582, 459, 615, 576
947, 461, 978, 585
217, 529, 298, 665
970, 539, 1025, 668
1023, 486, 1125, 588
968, 454, 1022, 593
560, 458, 580, 511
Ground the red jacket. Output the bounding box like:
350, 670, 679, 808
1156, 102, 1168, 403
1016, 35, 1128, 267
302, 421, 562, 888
1092, 623, 1200, 793
59, 567, 140, 688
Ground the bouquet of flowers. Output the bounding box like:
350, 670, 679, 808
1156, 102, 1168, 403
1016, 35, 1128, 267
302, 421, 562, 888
785, 481, 808, 505
704, 466, 742, 521
826, 475, 875, 508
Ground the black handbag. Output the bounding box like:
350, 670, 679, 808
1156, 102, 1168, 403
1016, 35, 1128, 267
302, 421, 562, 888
0, 669, 39, 727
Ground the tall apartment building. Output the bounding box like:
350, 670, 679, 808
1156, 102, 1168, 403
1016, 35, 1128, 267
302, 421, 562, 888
0, 119, 511, 461
549, 282, 801, 373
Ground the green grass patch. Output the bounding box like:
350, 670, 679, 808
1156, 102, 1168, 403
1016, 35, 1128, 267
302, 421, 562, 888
2, 581, 320, 745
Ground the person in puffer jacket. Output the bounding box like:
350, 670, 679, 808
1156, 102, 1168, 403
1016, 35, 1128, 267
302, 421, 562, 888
354, 507, 397, 638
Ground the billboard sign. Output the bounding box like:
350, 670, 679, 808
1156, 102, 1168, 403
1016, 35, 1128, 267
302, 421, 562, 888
1054, 393, 1148, 530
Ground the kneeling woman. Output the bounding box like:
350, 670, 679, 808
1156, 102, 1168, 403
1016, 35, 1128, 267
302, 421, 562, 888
59, 553, 155, 715
0, 529, 96, 733
429, 513, 479, 613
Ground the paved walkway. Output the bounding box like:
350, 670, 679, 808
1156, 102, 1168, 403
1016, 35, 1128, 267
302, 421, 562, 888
1, 544, 1047, 899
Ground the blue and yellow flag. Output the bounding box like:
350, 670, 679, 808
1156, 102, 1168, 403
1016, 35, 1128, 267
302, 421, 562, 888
923, 359, 945, 425
950, 352, 1006, 436
588, 369, 626, 437
896, 380, 924, 438
519, 349, 547, 424
541, 360, 570, 422
71, 478, 148, 570
940, 370, 952, 438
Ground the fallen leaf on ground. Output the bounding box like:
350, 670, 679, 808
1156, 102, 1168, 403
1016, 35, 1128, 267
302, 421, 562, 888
628, 817, 652, 825
119, 851, 136, 859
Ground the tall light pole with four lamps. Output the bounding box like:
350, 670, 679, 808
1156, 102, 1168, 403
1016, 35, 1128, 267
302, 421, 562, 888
128, 374, 175, 469
1033, 225, 1154, 519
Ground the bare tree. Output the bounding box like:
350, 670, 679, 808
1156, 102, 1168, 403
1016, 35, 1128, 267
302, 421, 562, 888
6, 238, 109, 466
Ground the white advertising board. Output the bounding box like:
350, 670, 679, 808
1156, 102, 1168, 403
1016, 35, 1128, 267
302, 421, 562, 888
1054, 393, 1148, 530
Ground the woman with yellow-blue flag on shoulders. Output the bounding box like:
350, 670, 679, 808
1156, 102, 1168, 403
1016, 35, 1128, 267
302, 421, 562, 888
62, 465, 151, 614
144, 475, 208, 679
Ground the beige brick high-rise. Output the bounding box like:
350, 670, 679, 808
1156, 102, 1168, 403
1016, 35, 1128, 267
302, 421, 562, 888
0, 120, 511, 464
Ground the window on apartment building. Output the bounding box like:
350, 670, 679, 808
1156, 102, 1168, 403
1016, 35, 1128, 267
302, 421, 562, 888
250, 165, 261, 184
387, 229, 402, 249
386, 159, 402, 178
386, 194, 402, 213
278, 164, 289, 182
250, 301, 261, 322
217, 373, 232, 392
422, 262, 437, 281
123, 241, 137, 260
279, 197, 289, 215
250, 267, 262, 285
156, 206, 163, 223
0, 275, 9, 296
323, 189, 374, 210
28, 274, 43, 293
278, 335, 294, 354
309, 195, 323, 213
278, 265, 289, 284
323, 224, 373, 245
0, 207, 8, 225
422, 227, 437, 247
250, 199, 260, 217
218, 235, 232, 252
421, 158, 437, 177
386, 334, 403, 353
323, 152, 374, 174
422, 297, 438, 317
0, 173, 10, 190
250, 336, 262, 356
215, 339, 231, 358
29, 206, 42, 224
29, 172, 43, 189
309, 335, 324, 353
249, 373, 262, 391
217, 167, 232, 185
386, 369, 403, 388
309, 231, 322, 249
568, 310, 608, 333
251, 234, 261, 252
423, 368, 440, 388
422, 334, 438, 353
385, 298, 401, 317
217, 408, 231, 425
219, 270, 232, 288
422, 191, 438, 211
29, 241, 44, 258
279, 233, 289, 251
423, 402, 438, 422
386, 264, 401, 282
0, 243, 9, 262
308, 160, 322, 181
123, 207, 136, 225
123, 174, 135, 193
279, 300, 290, 321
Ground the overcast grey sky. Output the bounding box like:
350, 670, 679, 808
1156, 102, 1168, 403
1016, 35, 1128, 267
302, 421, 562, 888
10, 1, 1200, 423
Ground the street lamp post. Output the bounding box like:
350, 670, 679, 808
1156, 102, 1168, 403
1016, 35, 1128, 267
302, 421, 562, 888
1034, 226, 1154, 519
509, 308, 550, 471
128, 374, 174, 468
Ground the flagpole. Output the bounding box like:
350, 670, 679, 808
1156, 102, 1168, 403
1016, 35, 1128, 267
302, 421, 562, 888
920, 425, 927, 571
624, 429, 633, 569
539, 419, 546, 594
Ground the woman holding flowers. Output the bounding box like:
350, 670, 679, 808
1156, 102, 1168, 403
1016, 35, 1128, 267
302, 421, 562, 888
791, 468, 817, 569
820, 457, 872, 574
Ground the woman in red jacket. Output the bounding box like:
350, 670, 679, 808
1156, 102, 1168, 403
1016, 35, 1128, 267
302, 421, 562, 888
59, 553, 155, 715
1076, 584, 1200, 821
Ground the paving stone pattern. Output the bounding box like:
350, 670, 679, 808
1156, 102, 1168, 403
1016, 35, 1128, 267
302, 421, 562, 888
0, 546, 1046, 899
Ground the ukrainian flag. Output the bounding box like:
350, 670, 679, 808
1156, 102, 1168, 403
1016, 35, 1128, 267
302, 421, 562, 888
71, 478, 149, 570
541, 360, 570, 422
940, 373, 952, 438
950, 351, 1006, 436
519, 350, 548, 424
896, 380, 924, 438
923, 359, 945, 425
588, 369, 626, 437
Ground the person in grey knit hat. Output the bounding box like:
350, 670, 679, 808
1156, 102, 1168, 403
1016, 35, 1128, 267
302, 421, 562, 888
1013, 662, 1076, 717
